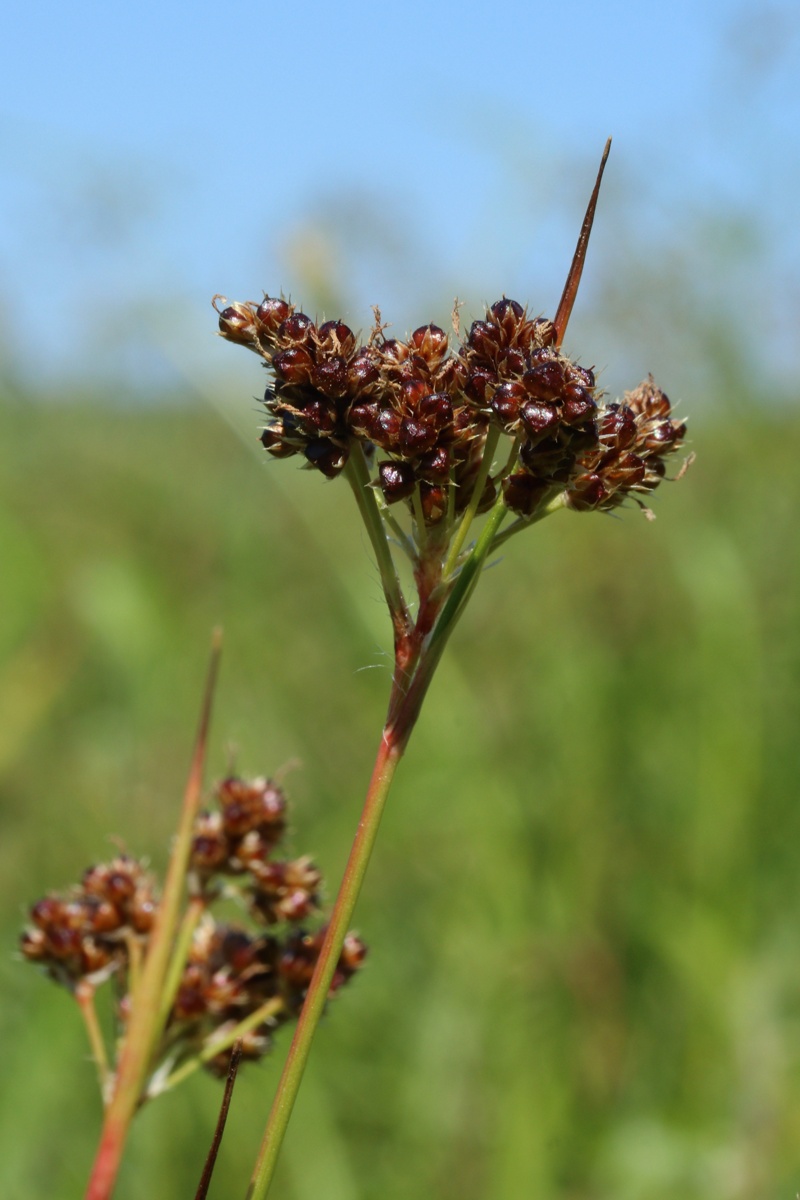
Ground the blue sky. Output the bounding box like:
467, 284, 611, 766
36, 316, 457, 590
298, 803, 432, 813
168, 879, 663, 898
2, 0, 798, 401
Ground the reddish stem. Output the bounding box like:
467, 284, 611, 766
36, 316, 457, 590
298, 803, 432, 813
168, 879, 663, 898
85, 635, 221, 1200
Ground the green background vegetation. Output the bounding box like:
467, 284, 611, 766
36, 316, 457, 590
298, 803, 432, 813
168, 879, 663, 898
2, 302, 799, 1199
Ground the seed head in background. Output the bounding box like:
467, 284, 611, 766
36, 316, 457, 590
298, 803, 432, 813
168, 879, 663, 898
21, 774, 366, 1096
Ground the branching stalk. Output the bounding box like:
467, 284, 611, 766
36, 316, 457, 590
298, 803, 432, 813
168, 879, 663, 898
158, 997, 285, 1096
75, 982, 111, 1101
157, 894, 207, 1029
444, 426, 501, 577
344, 445, 411, 639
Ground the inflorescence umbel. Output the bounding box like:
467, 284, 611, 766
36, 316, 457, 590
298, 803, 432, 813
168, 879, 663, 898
21, 774, 366, 1092
214, 295, 685, 523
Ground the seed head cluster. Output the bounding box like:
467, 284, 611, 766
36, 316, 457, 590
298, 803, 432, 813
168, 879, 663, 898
215, 293, 686, 523
21, 776, 366, 1079
21, 856, 157, 987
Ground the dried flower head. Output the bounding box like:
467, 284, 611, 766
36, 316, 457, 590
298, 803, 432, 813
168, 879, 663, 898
214, 149, 687, 550
21, 774, 366, 1086
20, 856, 156, 989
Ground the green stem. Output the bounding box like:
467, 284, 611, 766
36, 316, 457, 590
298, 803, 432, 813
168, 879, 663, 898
488, 490, 566, 552
344, 446, 410, 638
84, 635, 221, 1200
157, 894, 206, 1030
443, 427, 500, 578
497, 432, 522, 481
411, 486, 428, 553
246, 731, 404, 1200
388, 493, 511, 747
376, 497, 417, 563
76, 982, 111, 1102
156, 997, 285, 1096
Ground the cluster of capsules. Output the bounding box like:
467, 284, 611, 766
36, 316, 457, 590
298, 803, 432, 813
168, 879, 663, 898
21, 776, 366, 1077
215, 293, 686, 524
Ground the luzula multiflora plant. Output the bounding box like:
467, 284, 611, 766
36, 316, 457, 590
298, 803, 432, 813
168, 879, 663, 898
22, 142, 688, 1200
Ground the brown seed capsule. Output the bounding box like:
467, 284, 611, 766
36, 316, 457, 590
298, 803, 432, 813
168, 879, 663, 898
502, 471, 551, 517
379, 338, 409, 365
399, 378, 431, 410
490, 297, 524, 327
520, 400, 560, 440
597, 404, 636, 450
399, 416, 437, 456
491, 382, 526, 430
217, 776, 287, 838
419, 392, 452, 429
317, 319, 356, 358
130, 891, 156, 933
20, 928, 48, 961
530, 317, 557, 346
417, 445, 451, 482
314, 356, 349, 399
273, 346, 315, 386
409, 324, 448, 364
561, 391, 595, 426
260, 425, 298, 458
567, 363, 595, 389
300, 396, 338, 435
378, 460, 417, 503
255, 296, 291, 335
570, 474, 609, 509
278, 313, 315, 346
47, 925, 84, 960
522, 361, 567, 401
376, 408, 402, 449
419, 482, 447, 524
617, 452, 647, 487
347, 348, 379, 391
304, 438, 348, 477
640, 419, 686, 453
81, 938, 114, 976
217, 304, 257, 344
464, 366, 496, 404
466, 319, 502, 360
434, 354, 466, 393
191, 812, 229, 873
84, 898, 122, 935
500, 347, 527, 378
31, 896, 63, 929
348, 401, 382, 442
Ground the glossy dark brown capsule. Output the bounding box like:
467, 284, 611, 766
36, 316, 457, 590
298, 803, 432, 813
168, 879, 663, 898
378, 460, 416, 503
256, 296, 291, 333
278, 313, 316, 345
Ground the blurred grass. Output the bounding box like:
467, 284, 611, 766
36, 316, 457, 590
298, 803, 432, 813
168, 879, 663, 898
2, 378, 800, 1200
